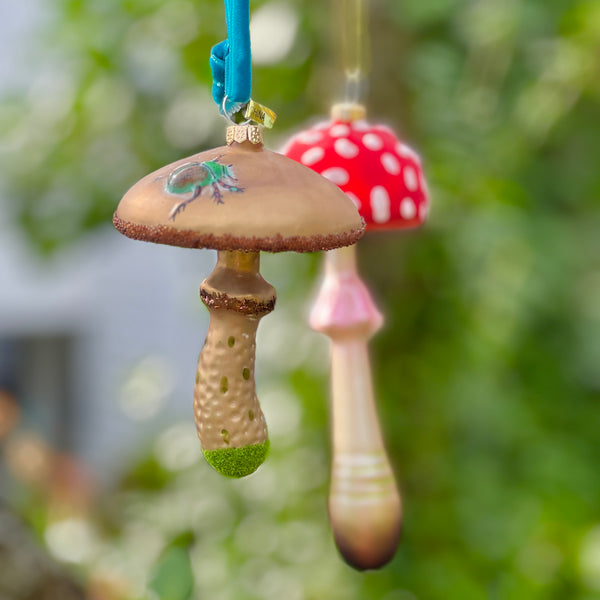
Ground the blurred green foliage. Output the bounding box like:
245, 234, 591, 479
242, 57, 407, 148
1, 0, 600, 599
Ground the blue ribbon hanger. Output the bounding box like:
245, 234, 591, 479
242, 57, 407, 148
210, 0, 252, 119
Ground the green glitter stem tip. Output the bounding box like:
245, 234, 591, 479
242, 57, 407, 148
203, 439, 270, 478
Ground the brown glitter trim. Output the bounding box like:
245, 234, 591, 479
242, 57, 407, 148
113, 213, 365, 253
200, 288, 276, 316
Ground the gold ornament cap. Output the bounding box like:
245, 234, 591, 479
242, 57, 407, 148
226, 125, 263, 146
331, 103, 367, 122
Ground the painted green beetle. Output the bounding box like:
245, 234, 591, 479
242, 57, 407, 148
166, 157, 244, 220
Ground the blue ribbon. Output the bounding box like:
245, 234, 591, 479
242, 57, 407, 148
210, 0, 252, 118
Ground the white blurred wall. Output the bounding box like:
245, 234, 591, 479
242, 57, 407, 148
0, 0, 213, 483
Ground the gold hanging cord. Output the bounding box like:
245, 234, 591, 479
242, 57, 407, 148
338, 0, 370, 104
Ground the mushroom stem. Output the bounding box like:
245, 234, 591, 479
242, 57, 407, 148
310, 245, 401, 569
194, 250, 275, 478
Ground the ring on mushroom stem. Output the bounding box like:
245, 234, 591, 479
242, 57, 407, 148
114, 124, 364, 478
284, 103, 429, 567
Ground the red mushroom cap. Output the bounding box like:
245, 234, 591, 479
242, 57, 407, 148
282, 108, 429, 231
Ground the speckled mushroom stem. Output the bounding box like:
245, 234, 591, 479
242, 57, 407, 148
310, 245, 401, 570
194, 250, 275, 478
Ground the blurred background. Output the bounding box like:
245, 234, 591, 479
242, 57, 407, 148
1, 0, 600, 598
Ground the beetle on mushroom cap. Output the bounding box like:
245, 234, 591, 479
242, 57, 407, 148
115, 125, 364, 252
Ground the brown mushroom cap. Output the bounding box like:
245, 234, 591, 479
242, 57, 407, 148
113, 136, 365, 252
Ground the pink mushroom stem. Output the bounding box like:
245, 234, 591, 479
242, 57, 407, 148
310, 244, 401, 570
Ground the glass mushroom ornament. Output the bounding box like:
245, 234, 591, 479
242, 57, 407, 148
283, 104, 429, 569
113, 124, 364, 478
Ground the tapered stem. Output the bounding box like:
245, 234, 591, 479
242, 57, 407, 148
311, 245, 401, 569
194, 250, 275, 478
329, 340, 401, 570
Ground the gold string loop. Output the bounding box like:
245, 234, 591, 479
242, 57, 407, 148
338, 0, 370, 104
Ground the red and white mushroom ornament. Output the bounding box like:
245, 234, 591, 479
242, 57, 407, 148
283, 103, 428, 231
282, 103, 429, 570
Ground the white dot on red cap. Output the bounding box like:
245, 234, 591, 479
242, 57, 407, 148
297, 130, 324, 145
400, 197, 417, 220
314, 120, 330, 130
403, 165, 419, 192
330, 123, 351, 137
345, 191, 361, 209
334, 138, 359, 159
370, 186, 390, 223
396, 142, 420, 162
363, 133, 384, 151
300, 147, 325, 166
321, 167, 350, 185
381, 153, 400, 175
353, 120, 370, 131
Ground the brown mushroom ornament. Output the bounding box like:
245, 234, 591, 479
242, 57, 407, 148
283, 104, 429, 569
114, 124, 364, 478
